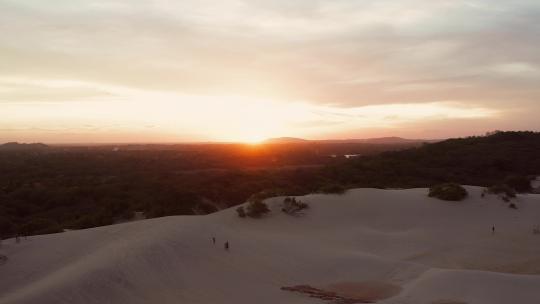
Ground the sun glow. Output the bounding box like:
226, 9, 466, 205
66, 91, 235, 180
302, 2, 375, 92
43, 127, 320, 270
241, 135, 266, 144
0, 78, 500, 143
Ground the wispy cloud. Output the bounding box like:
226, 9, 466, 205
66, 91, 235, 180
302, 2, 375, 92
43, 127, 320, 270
0, 0, 539, 142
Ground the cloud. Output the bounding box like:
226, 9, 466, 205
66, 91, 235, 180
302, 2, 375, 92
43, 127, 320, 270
0, 0, 539, 141
0, 77, 115, 102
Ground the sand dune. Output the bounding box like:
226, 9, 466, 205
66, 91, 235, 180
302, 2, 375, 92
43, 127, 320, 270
1, 187, 540, 304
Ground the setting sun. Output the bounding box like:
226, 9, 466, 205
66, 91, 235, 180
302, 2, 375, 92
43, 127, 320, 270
242, 136, 266, 144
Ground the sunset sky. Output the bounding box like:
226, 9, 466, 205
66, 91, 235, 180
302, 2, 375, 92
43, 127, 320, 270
1, 0, 539, 143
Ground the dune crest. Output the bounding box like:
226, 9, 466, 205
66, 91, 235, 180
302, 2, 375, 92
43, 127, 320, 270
1, 187, 540, 304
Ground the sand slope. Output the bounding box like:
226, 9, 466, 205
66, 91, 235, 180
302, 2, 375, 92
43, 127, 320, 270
1, 187, 540, 304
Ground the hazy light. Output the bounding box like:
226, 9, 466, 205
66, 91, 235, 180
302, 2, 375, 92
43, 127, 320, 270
0, 77, 498, 143
1, 0, 538, 142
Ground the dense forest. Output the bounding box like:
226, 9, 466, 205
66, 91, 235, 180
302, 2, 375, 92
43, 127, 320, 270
1, 131, 539, 238
327, 131, 540, 188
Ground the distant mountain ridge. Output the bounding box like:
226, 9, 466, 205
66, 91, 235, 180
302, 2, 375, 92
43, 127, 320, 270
320, 136, 434, 144
264, 136, 434, 144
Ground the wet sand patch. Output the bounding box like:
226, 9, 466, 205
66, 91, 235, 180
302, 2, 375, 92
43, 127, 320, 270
325, 281, 402, 302
431, 300, 468, 304
281, 281, 401, 303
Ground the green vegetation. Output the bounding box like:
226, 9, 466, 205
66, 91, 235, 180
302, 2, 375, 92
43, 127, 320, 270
428, 183, 468, 201
245, 200, 270, 218
328, 131, 540, 189
318, 184, 347, 194
19, 218, 62, 236
488, 184, 517, 198
0, 216, 15, 239
281, 197, 309, 215
1, 131, 539, 238
236, 206, 246, 218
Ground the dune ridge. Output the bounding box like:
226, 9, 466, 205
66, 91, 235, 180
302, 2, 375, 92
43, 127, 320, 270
1, 186, 540, 304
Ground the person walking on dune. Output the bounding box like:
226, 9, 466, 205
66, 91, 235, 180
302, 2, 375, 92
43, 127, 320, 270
224, 241, 229, 251
212, 237, 216, 245
492, 225, 495, 234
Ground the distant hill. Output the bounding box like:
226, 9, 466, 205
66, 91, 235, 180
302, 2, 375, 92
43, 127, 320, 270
0, 142, 49, 151
332, 131, 540, 188
264, 136, 433, 145
321, 137, 435, 144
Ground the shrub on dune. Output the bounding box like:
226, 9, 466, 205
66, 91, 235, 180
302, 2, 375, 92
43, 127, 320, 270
236, 206, 246, 218
428, 183, 468, 201
281, 197, 309, 215
488, 184, 517, 198
245, 200, 270, 218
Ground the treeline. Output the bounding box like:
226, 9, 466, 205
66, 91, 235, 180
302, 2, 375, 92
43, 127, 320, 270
326, 131, 540, 188
0, 141, 416, 238
1, 131, 539, 238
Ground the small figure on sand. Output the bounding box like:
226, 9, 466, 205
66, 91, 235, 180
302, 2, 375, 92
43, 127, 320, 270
492, 225, 495, 234
224, 241, 229, 251
212, 237, 216, 245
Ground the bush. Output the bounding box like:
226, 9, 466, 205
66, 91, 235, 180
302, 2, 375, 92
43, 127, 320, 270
488, 184, 517, 198
428, 183, 468, 201
236, 206, 246, 218
504, 175, 532, 193
246, 200, 270, 218
509, 203, 518, 209
281, 197, 309, 215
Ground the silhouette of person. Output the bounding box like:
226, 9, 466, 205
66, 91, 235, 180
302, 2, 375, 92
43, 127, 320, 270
492, 225, 495, 234
212, 237, 216, 245
224, 241, 229, 251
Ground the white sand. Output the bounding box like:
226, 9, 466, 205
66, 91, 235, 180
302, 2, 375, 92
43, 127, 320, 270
1, 186, 540, 304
